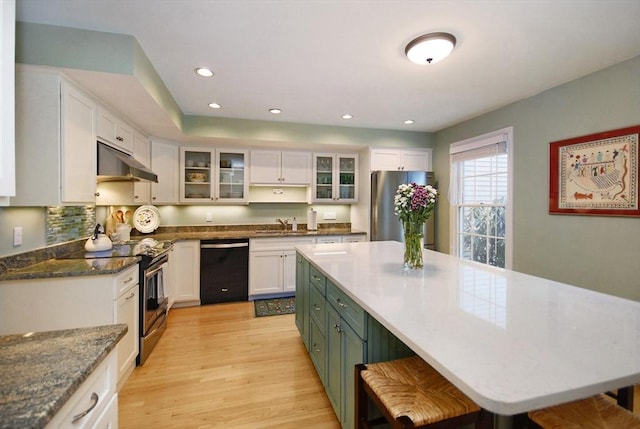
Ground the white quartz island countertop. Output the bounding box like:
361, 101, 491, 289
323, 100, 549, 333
295, 241, 640, 416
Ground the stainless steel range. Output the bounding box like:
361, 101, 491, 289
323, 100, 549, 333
59, 238, 173, 365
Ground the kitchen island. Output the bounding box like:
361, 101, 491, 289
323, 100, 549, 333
295, 241, 640, 426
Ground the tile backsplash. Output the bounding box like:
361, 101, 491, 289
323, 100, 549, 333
46, 206, 96, 245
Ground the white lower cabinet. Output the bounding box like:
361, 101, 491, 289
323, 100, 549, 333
316, 234, 367, 244
0, 265, 139, 388
45, 352, 117, 429
249, 237, 316, 298
168, 240, 201, 307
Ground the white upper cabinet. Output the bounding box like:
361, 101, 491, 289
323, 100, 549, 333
250, 150, 311, 185
0, 0, 15, 205
312, 153, 358, 204
12, 67, 96, 206
151, 139, 179, 204
370, 148, 432, 171
97, 107, 134, 154
133, 131, 152, 204
180, 147, 248, 203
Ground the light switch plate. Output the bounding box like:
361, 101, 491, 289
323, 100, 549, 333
13, 227, 23, 246
323, 211, 337, 220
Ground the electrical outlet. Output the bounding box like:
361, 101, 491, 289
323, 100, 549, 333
205, 212, 213, 222
13, 227, 23, 247
323, 211, 337, 220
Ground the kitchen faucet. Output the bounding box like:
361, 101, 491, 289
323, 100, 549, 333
276, 218, 289, 230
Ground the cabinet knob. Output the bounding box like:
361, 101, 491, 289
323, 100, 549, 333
94, 192, 100, 197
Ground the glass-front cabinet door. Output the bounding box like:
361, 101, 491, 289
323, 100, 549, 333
337, 155, 357, 202
313, 153, 358, 203
182, 148, 213, 202
180, 148, 248, 203
217, 149, 248, 202
314, 155, 334, 201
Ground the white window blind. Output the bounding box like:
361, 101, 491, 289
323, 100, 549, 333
449, 128, 512, 269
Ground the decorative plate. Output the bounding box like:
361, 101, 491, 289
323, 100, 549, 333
133, 205, 161, 233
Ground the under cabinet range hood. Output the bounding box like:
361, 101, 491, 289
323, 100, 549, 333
97, 142, 158, 182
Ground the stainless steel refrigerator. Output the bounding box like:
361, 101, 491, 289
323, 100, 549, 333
370, 170, 436, 249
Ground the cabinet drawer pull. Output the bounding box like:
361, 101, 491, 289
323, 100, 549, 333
333, 323, 343, 333
125, 292, 136, 300
312, 275, 322, 282
71, 392, 99, 423
337, 299, 347, 309
313, 305, 321, 311
313, 344, 321, 353
123, 276, 135, 285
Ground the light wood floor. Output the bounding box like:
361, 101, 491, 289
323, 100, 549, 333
118, 302, 341, 429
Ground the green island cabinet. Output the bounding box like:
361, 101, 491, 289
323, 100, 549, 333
296, 252, 413, 429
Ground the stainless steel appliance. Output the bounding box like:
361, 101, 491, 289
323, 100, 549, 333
138, 246, 169, 365
370, 170, 436, 249
97, 142, 158, 182
58, 239, 172, 365
200, 239, 249, 304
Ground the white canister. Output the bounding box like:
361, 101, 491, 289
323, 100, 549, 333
307, 209, 317, 231
116, 223, 132, 242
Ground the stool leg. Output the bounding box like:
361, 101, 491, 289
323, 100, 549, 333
355, 364, 368, 429
478, 410, 495, 429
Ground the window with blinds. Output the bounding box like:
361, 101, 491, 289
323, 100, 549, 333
449, 128, 512, 268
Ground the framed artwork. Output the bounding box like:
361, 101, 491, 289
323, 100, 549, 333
549, 125, 639, 217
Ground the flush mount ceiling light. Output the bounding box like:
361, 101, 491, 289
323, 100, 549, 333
404, 119, 415, 125
208, 102, 221, 109
342, 114, 353, 120
405, 32, 456, 65
195, 67, 214, 77
269, 108, 282, 114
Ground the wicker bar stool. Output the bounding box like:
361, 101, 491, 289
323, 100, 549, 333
355, 356, 494, 429
528, 393, 640, 428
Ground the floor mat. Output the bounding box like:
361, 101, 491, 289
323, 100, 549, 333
254, 296, 296, 317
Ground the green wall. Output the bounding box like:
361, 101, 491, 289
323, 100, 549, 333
433, 55, 640, 300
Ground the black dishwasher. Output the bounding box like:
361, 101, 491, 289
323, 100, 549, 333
200, 239, 249, 305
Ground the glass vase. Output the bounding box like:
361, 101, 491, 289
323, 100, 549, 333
403, 221, 424, 269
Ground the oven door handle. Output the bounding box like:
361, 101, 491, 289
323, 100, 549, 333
201, 243, 248, 249
145, 263, 165, 278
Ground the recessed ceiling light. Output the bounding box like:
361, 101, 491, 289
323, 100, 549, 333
405, 32, 456, 64
404, 119, 415, 124
208, 103, 221, 109
342, 114, 353, 120
269, 108, 282, 114
195, 67, 214, 77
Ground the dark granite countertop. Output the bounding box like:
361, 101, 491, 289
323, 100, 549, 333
0, 257, 140, 282
0, 224, 366, 282
141, 227, 366, 242
0, 324, 127, 429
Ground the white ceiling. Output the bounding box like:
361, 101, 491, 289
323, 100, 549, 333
16, 0, 640, 136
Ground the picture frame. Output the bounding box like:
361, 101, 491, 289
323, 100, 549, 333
549, 125, 639, 217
